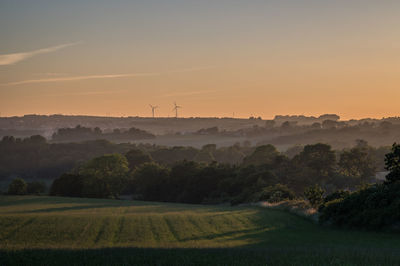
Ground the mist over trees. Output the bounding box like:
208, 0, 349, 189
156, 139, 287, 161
0, 135, 388, 185
1, 114, 400, 149
42, 141, 383, 205
52, 125, 155, 142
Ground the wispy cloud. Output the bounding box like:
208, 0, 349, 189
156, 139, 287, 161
161, 90, 217, 98
46, 90, 128, 97
34, 72, 70, 77
0, 73, 159, 86
0, 66, 216, 86
0, 42, 81, 66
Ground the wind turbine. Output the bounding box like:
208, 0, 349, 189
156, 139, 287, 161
149, 104, 158, 118
172, 102, 182, 118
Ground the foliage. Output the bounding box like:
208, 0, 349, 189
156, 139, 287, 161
131, 162, 170, 201
7, 178, 27, 195
304, 184, 325, 208
50, 174, 83, 197
319, 182, 400, 230
27, 181, 47, 194
338, 146, 375, 180
4, 138, 390, 206
384, 142, 400, 184
44, 141, 381, 204
318, 190, 351, 212
0, 136, 132, 180
295, 143, 336, 178
319, 144, 400, 230
150, 146, 198, 165
50, 154, 129, 198
242, 144, 281, 166
323, 190, 351, 203
125, 148, 153, 170
258, 184, 296, 202
78, 154, 130, 198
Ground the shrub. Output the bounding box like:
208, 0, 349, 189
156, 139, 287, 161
8, 178, 27, 195
319, 183, 400, 230
319, 143, 400, 230
304, 184, 325, 208
258, 184, 296, 203
318, 190, 351, 212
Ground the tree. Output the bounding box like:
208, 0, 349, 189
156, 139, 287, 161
131, 162, 170, 201
193, 149, 215, 164
385, 143, 400, 184
168, 160, 203, 202
295, 143, 336, 178
8, 178, 27, 195
304, 184, 325, 208
284, 145, 303, 159
79, 154, 130, 198
319, 114, 340, 121
242, 144, 281, 166
50, 173, 83, 197
27, 181, 47, 195
125, 149, 153, 170
339, 146, 375, 180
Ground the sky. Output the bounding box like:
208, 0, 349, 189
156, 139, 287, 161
0, 0, 399, 119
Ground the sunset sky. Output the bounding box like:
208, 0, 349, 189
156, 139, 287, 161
1, 1, 399, 119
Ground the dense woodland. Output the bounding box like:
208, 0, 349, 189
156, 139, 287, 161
0, 135, 389, 183
45, 141, 381, 202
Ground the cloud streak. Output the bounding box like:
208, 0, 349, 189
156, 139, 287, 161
0, 42, 81, 66
45, 89, 129, 97
0, 66, 215, 86
1, 73, 159, 86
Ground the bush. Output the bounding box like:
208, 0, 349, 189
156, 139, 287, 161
319, 143, 400, 230
8, 178, 27, 195
318, 190, 351, 212
304, 184, 325, 208
258, 184, 296, 203
319, 183, 400, 230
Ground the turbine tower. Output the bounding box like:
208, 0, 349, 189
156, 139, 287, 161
172, 102, 182, 118
149, 104, 158, 118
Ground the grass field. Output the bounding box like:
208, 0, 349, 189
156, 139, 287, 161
0, 196, 399, 265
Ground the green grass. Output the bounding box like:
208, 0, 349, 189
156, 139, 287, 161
0, 196, 399, 265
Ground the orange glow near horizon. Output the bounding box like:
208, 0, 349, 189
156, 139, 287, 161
1, 1, 399, 120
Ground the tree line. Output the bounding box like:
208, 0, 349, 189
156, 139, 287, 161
0, 135, 388, 182
44, 142, 378, 203
52, 125, 155, 142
